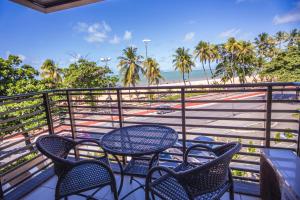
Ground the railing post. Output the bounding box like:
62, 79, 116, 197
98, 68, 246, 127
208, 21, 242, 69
117, 88, 126, 164
265, 86, 272, 148
297, 110, 300, 157
116, 89, 123, 128
0, 180, 3, 199
66, 90, 79, 158
181, 88, 187, 155
43, 93, 54, 135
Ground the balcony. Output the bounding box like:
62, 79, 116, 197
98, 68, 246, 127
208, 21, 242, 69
1, 82, 299, 200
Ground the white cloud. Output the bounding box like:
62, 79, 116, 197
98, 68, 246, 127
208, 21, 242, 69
74, 21, 112, 43
109, 35, 121, 44
184, 32, 195, 42
102, 21, 112, 32
18, 54, 26, 61
123, 31, 132, 41
273, 12, 300, 25
273, 1, 300, 25
219, 28, 241, 38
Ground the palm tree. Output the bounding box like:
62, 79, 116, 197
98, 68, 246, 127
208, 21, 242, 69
194, 41, 210, 84
275, 31, 288, 49
288, 28, 299, 47
40, 59, 62, 88
173, 47, 195, 86
224, 37, 241, 83
143, 58, 164, 86
118, 47, 144, 87
237, 41, 255, 83
254, 32, 276, 59
213, 60, 233, 84
208, 44, 220, 82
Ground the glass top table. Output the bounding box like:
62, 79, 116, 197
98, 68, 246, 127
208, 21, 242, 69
100, 125, 178, 199
100, 125, 178, 156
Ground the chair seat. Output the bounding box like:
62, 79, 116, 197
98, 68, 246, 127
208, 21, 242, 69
59, 162, 113, 197
150, 163, 230, 200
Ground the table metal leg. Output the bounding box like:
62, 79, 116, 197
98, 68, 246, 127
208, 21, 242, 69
112, 154, 124, 195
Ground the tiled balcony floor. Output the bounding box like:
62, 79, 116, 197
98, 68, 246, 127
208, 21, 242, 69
22, 175, 261, 200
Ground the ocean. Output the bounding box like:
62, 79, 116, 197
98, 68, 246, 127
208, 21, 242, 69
138, 69, 214, 86
115, 68, 215, 86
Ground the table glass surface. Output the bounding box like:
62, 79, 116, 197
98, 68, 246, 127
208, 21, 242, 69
100, 125, 178, 156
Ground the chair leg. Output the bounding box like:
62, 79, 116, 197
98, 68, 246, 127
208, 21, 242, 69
229, 185, 234, 200
151, 192, 156, 200
145, 186, 150, 200
130, 176, 133, 184
111, 184, 119, 200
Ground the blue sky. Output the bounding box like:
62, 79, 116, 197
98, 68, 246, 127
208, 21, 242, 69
0, 0, 299, 73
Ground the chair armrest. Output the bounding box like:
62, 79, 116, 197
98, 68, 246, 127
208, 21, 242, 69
75, 139, 108, 158
146, 166, 178, 185
75, 139, 102, 146
184, 144, 216, 163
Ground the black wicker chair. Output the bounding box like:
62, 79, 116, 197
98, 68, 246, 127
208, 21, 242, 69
145, 142, 242, 200
36, 135, 121, 200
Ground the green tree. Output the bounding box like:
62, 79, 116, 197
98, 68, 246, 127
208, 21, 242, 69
0, 55, 45, 150
118, 47, 144, 87
275, 31, 288, 49
288, 28, 299, 47
173, 47, 195, 85
255, 33, 277, 59
209, 44, 221, 77
213, 44, 234, 83
40, 59, 62, 89
260, 46, 300, 82
237, 41, 255, 83
143, 57, 164, 86
63, 58, 118, 88
194, 41, 210, 84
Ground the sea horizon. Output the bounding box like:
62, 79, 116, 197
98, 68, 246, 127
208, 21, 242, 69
116, 68, 215, 86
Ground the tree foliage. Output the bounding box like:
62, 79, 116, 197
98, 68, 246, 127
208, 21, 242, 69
260, 46, 300, 82
118, 47, 144, 87
173, 47, 195, 85
63, 58, 118, 88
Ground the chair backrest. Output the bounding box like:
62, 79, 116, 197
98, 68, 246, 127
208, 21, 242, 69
36, 135, 76, 174
177, 142, 241, 197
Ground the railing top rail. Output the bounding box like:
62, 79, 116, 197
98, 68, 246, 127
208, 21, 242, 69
0, 82, 299, 101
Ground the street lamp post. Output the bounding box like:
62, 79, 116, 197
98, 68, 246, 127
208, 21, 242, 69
100, 57, 114, 127
100, 57, 111, 68
142, 39, 151, 59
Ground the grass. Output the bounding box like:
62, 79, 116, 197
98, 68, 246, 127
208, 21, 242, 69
161, 92, 207, 101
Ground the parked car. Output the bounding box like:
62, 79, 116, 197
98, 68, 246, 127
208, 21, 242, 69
156, 105, 174, 114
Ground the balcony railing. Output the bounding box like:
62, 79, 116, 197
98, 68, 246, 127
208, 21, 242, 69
1, 82, 300, 199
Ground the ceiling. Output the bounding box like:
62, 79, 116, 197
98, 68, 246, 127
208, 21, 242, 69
10, 0, 102, 13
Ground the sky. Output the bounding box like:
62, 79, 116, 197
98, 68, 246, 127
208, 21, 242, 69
0, 0, 299, 73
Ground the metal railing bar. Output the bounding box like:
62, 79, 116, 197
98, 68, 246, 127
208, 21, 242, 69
184, 100, 266, 103
2, 157, 49, 185
0, 153, 44, 177
0, 149, 39, 169
0, 116, 46, 133
0, 103, 44, 116
3, 162, 52, 193
74, 125, 115, 129
2, 123, 48, 140
0, 109, 45, 124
